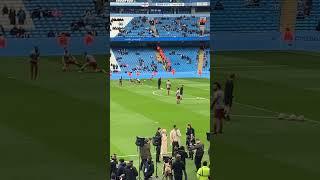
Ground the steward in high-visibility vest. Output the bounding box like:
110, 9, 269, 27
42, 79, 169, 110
197, 161, 210, 180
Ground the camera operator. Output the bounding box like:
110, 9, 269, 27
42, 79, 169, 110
163, 156, 173, 180
189, 139, 205, 170
143, 158, 154, 180
116, 158, 126, 179
139, 138, 152, 171
172, 154, 187, 180
154, 127, 162, 163
186, 123, 195, 159
110, 154, 118, 178
124, 160, 138, 180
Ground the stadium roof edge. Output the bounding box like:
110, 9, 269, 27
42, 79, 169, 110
110, 13, 209, 17
110, 2, 210, 7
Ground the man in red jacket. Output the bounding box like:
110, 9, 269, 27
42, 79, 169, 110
0, 34, 6, 48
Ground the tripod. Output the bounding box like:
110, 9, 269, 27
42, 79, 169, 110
153, 146, 159, 178
137, 146, 143, 180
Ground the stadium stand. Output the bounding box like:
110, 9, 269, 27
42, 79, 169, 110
295, 0, 320, 31
211, 0, 281, 32
111, 47, 209, 73
1, 0, 107, 38
111, 16, 209, 38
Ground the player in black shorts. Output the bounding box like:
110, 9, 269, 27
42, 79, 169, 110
119, 76, 123, 86
29, 46, 40, 80
224, 74, 235, 121
180, 85, 184, 100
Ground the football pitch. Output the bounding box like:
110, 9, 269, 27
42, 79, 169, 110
110, 78, 210, 179
0, 55, 107, 179
213, 51, 320, 180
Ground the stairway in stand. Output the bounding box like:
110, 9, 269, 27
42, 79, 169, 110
197, 48, 205, 74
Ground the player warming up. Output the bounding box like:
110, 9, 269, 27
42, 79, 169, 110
224, 74, 235, 121
119, 76, 123, 86
211, 82, 224, 134
166, 80, 171, 95
79, 52, 106, 73
29, 46, 40, 80
176, 88, 181, 104
62, 49, 81, 72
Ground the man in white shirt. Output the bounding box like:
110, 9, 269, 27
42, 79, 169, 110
170, 125, 181, 156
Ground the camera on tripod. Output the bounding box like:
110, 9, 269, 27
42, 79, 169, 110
206, 132, 214, 141
135, 136, 146, 147
152, 135, 161, 146
163, 155, 172, 163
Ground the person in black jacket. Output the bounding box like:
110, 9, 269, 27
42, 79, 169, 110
189, 139, 205, 171
124, 161, 138, 180
116, 159, 126, 179
172, 154, 187, 180
186, 123, 195, 159
154, 128, 162, 163
177, 146, 188, 166
158, 77, 162, 89
143, 158, 154, 180
224, 74, 235, 121
110, 154, 118, 178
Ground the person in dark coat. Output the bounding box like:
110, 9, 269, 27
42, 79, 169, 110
124, 161, 138, 180
116, 159, 126, 178
143, 158, 154, 179
139, 138, 152, 171
189, 139, 205, 170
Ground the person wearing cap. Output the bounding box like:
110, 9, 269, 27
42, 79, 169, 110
197, 161, 210, 180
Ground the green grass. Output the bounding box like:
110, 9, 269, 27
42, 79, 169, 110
212, 51, 320, 180
0, 55, 108, 179
110, 78, 210, 179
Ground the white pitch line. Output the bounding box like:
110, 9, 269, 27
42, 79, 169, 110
213, 65, 289, 69
231, 114, 276, 119
234, 102, 320, 125
234, 102, 279, 114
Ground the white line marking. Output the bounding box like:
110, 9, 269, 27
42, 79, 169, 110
234, 102, 320, 125
213, 65, 289, 69
231, 114, 276, 119
234, 102, 278, 114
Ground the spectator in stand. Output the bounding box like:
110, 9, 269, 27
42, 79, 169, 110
52, 8, 62, 20
17, 26, 26, 38
9, 8, 16, 25
10, 26, 19, 36
316, 21, 320, 31
31, 6, 41, 19
17, 8, 26, 25
214, 0, 224, 10
47, 30, 55, 37
0, 34, 6, 48
2, 4, 9, 16
0, 25, 5, 35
